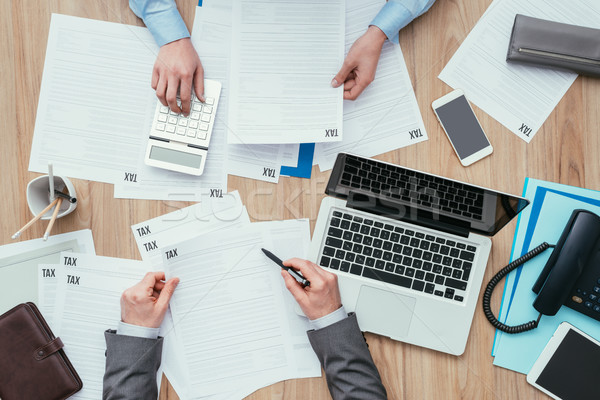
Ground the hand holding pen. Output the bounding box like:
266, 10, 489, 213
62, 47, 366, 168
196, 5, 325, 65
262, 249, 342, 320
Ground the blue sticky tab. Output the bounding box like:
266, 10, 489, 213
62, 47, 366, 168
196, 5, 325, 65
280, 143, 315, 179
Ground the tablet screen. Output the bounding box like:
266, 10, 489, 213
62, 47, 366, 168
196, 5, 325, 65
536, 329, 600, 399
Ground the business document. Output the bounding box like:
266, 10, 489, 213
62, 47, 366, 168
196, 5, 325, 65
314, 0, 428, 171
164, 220, 320, 396
228, 0, 345, 144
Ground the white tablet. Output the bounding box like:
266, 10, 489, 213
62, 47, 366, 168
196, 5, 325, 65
527, 322, 600, 400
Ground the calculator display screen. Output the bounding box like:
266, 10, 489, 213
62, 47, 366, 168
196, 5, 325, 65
150, 146, 202, 169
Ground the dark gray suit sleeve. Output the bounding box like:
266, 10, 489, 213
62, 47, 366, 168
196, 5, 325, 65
102, 330, 163, 400
307, 313, 387, 400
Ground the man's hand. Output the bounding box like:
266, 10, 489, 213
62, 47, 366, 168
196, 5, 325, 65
331, 26, 387, 100
152, 38, 204, 116
120, 272, 180, 328
281, 258, 342, 320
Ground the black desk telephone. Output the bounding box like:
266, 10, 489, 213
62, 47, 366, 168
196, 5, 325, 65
483, 209, 600, 333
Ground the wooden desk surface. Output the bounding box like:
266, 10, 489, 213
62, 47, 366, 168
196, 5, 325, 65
2, 0, 598, 399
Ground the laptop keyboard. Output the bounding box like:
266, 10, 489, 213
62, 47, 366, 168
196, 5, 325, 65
339, 154, 485, 220
318, 209, 477, 303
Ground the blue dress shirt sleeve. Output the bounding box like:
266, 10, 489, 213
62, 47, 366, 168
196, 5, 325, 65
117, 320, 160, 339
129, 0, 190, 47
308, 305, 348, 331
371, 0, 436, 43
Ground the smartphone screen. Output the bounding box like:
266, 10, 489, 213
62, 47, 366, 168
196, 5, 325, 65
535, 328, 600, 399
434, 95, 490, 160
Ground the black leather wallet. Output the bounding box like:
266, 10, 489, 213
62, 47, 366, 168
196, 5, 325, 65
506, 14, 600, 77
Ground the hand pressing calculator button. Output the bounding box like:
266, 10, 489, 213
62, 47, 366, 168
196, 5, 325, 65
144, 79, 221, 176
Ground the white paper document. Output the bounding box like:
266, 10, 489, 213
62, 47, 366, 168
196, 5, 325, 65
30, 14, 228, 200
314, 0, 428, 171
164, 220, 320, 396
228, 0, 345, 144
438, 0, 600, 142
52, 253, 149, 400
29, 14, 157, 183
191, 1, 303, 183
131, 189, 250, 399
0, 229, 95, 314
38, 263, 60, 328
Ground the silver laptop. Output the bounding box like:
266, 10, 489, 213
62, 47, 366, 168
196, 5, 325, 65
309, 153, 529, 355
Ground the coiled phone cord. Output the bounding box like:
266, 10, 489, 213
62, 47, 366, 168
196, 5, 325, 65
482, 242, 554, 334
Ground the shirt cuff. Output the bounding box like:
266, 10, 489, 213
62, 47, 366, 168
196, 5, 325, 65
370, 1, 418, 44
117, 321, 160, 339
143, 6, 190, 47
308, 306, 348, 331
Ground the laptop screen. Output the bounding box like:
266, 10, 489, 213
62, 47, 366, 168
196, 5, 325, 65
326, 153, 530, 237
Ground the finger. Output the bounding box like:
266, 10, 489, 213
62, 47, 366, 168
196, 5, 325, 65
283, 258, 320, 280
154, 280, 166, 291
193, 64, 205, 102
151, 65, 159, 90
180, 77, 192, 116
166, 76, 182, 114
332, 61, 355, 88
140, 271, 162, 287
155, 74, 168, 107
281, 269, 307, 302
344, 81, 368, 101
156, 277, 180, 309
343, 78, 357, 91
152, 289, 161, 299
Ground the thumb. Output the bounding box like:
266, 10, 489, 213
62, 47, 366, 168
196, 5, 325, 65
332, 60, 354, 88
281, 270, 306, 303
157, 277, 179, 309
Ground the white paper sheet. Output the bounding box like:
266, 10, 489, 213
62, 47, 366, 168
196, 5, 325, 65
0, 229, 95, 314
28, 14, 156, 183
163, 220, 320, 396
29, 14, 227, 200
228, 0, 345, 144
38, 263, 60, 329
53, 253, 149, 400
131, 189, 250, 398
438, 0, 600, 142
191, 1, 299, 184
314, 0, 428, 171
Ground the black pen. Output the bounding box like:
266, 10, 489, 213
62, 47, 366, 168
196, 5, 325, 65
261, 248, 310, 287
48, 189, 77, 204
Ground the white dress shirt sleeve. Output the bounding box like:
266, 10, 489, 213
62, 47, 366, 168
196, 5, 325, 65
370, 0, 436, 43
117, 321, 160, 339
309, 305, 348, 331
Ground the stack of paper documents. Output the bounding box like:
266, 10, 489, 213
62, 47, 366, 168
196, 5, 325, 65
492, 178, 600, 374
129, 191, 321, 398
29, 0, 429, 191
32, 193, 321, 399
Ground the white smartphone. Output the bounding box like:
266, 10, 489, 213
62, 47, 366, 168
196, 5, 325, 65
431, 89, 492, 166
527, 322, 600, 400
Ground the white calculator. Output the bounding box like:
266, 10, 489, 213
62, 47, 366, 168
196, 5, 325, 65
144, 79, 221, 176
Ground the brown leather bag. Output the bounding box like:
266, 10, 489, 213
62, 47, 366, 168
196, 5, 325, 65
0, 303, 82, 400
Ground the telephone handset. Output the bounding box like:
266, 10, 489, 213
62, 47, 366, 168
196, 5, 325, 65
483, 209, 600, 334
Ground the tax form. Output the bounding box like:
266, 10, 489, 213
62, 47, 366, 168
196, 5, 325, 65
192, 0, 305, 183
30, 14, 228, 200
0, 229, 95, 315
163, 220, 321, 396
52, 253, 149, 400
130, 190, 252, 399
228, 0, 345, 144
314, 0, 428, 171
38, 263, 60, 328
439, 0, 600, 143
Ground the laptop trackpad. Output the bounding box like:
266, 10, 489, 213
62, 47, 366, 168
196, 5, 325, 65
355, 286, 416, 339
